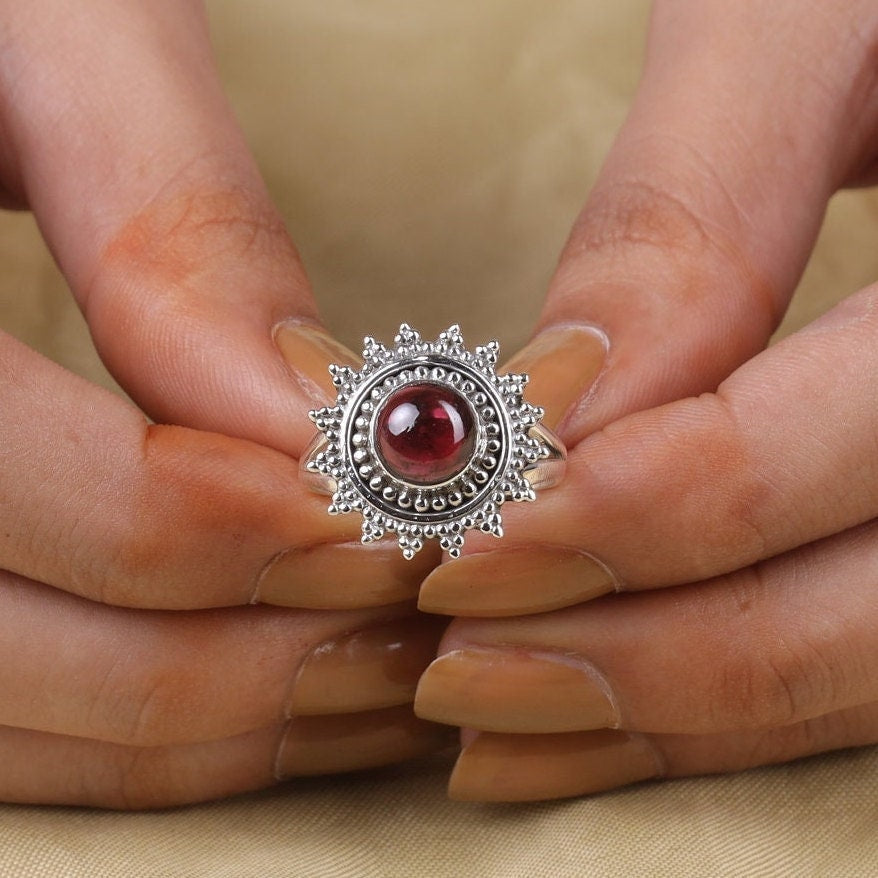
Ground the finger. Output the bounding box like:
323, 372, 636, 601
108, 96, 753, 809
0, 1, 413, 610
416, 517, 878, 737
0, 331, 436, 609
0, 0, 348, 455
420, 285, 878, 614
0, 575, 445, 745
502, 1, 878, 443
446, 700, 878, 802
0, 707, 448, 809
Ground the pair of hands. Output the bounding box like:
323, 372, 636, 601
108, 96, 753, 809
2, 0, 878, 808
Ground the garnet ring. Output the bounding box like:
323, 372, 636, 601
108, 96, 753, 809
300, 324, 567, 559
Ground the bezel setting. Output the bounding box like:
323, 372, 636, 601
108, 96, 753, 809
305, 323, 549, 559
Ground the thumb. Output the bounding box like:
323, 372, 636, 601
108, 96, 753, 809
503, 0, 878, 445
0, 0, 353, 457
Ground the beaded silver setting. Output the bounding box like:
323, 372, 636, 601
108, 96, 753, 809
301, 324, 566, 559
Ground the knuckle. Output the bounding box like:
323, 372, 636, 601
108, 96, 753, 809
93, 183, 294, 318
88, 649, 191, 748
626, 393, 772, 579
735, 724, 792, 771
757, 614, 849, 728
83, 183, 303, 422
125, 674, 183, 749
571, 177, 712, 260
713, 608, 843, 730
109, 746, 185, 810
698, 392, 774, 565
565, 169, 775, 321
737, 710, 846, 772
156, 185, 291, 265
760, 649, 812, 726
98, 424, 289, 609
558, 134, 784, 341
787, 711, 849, 759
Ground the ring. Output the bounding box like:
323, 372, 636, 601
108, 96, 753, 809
301, 323, 567, 559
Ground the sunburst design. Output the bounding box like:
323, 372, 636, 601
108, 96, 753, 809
306, 324, 549, 558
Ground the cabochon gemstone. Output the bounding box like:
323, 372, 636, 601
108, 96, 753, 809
375, 382, 476, 484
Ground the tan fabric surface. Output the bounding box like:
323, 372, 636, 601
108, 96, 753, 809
1, 1, 877, 874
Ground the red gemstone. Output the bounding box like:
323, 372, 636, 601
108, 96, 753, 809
375, 383, 475, 484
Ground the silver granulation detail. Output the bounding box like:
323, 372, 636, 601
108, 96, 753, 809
305, 323, 549, 559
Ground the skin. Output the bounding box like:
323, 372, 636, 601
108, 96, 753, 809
0, 0, 449, 808
422, 0, 878, 798
4, 0, 877, 809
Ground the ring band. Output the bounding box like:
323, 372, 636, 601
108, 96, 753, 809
301, 323, 567, 559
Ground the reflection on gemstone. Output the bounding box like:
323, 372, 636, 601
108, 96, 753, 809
375, 382, 475, 484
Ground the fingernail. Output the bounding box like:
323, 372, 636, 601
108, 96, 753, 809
275, 705, 450, 778
448, 730, 661, 802
414, 647, 617, 733
287, 615, 446, 716
502, 325, 607, 430
417, 545, 616, 616
257, 540, 440, 609
275, 321, 362, 401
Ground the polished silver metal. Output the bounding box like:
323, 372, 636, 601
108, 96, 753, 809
300, 426, 566, 496
301, 323, 567, 559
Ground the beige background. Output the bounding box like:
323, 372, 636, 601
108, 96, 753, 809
1, 1, 878, 875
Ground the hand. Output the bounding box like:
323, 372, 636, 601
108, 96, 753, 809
0, 0, 445, 808
414, 0, 878, 800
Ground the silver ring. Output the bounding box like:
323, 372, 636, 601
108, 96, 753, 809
301, 324, 567, 559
